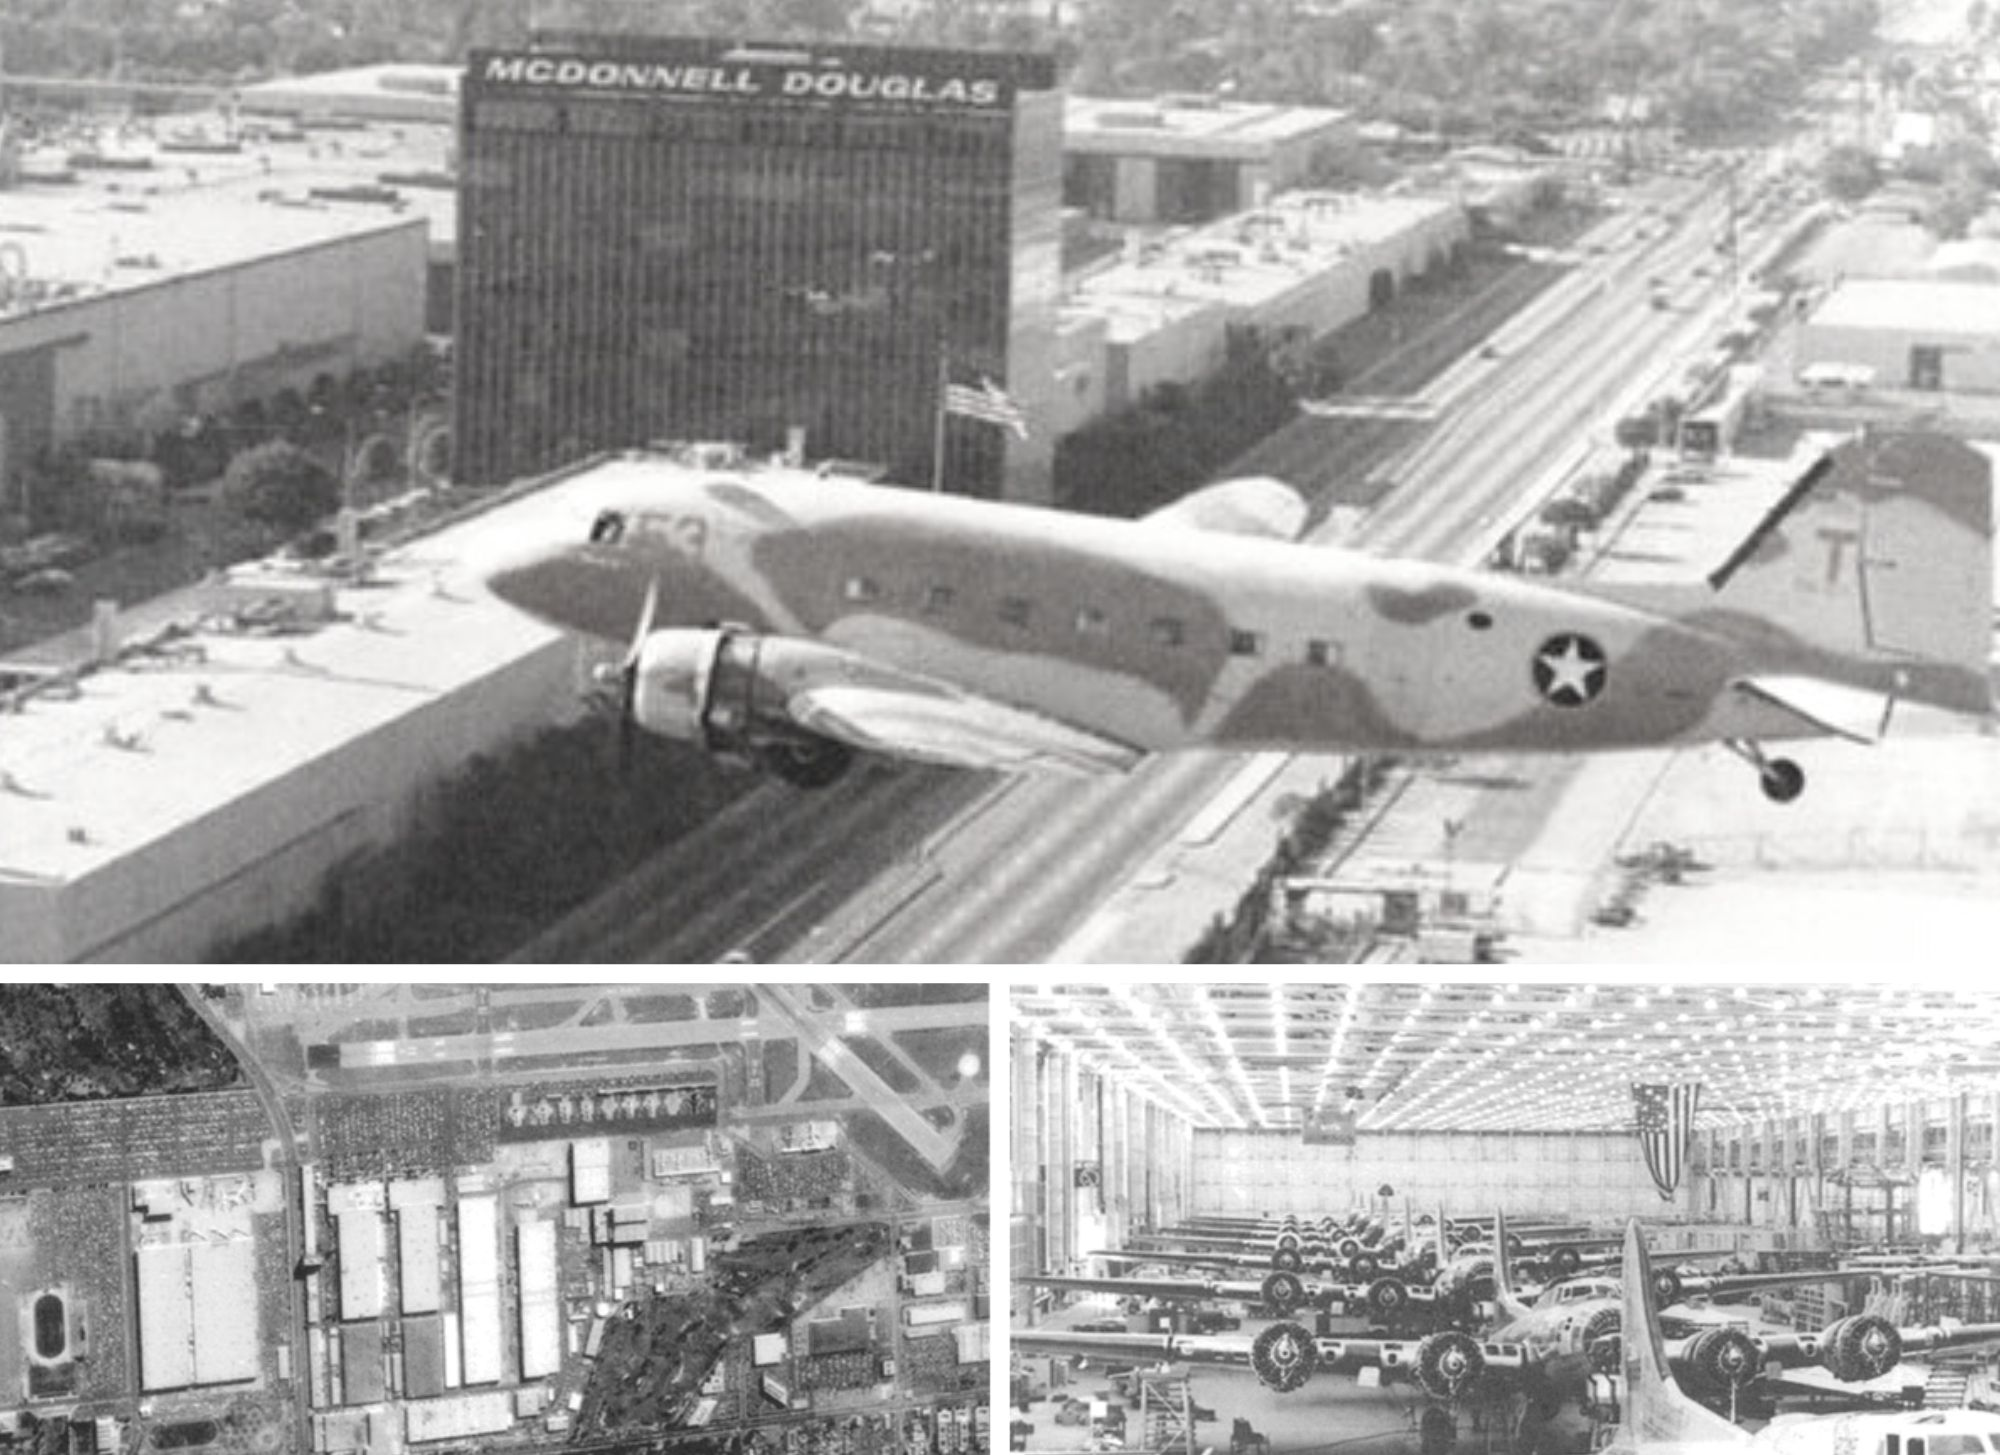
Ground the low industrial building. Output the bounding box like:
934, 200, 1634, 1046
404, 1391, 514, 1444
0, 145, 430, 504
392, 1178, 444, 1315
1063, 188, 1468, 413
516, 1219, 560, 1380
335, 1208, 386, 1321
1796, 277, 2000, 393
339, 1321, 386, 1406
237, 64, 461, 126
1063, 94, 1357, 224
455, 1195, 501, 1386
133, 1240, 260, 1390
402, 1314, 445, 1399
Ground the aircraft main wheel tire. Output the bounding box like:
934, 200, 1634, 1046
1760, 758, 1805, 803
762, 738, 854, 789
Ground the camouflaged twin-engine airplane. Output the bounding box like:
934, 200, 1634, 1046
483, 429, 1994, 800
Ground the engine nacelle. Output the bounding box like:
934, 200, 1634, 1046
1414, 1331, 1487, 1401
630, 627, 852, 788
630, 627, 727, 743
1822, 1315, 1902, 1382
1250, 1321, 1319, 1393
1684, 1327, 1760, 1394
1261, 1270, 1308, 1316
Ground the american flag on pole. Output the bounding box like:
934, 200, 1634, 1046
943, 377, 1030, 438
1634, 1082, 1701, 1202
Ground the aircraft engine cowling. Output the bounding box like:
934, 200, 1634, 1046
1250, 1322, 1319, 1393
1366, 1277, 1410, 1319
1339, 1237, 1364, 1260
1548, 1245, 1584, 1278
1581, 1308, 1622, 1374
1650, 1267, 1684, 1307
1351, 1251, 1380, 1280
1415, 1331, 1487, 1401
1275, 1231, 1304, 1253
630, 628, 852, 788
629, 628, 728, 743
1685, 1328, 1761, 1394
1271, 1247, 1304, 1273
1261, 1271, 1308, 1316
1822, 1315, 1902, 1382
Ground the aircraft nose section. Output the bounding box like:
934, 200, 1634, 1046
481, 537, 572, 625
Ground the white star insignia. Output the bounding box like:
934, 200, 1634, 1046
1535, 635, 1606, 705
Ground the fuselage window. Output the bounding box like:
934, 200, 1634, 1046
1229, 629, 1263, 657
1307, 639, 1341, 667
998, 595, 1033, 628
843, 576, 882, 604
589, 510, 626, 544
925, 585, 956, 615
1075, 607, 1109, 636
1150, 616, 1185, 648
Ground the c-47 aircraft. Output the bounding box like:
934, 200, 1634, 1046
485, 430, 1992, 801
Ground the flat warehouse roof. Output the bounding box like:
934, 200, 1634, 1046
1810, 277, 2000, 336
404, 1391, 514, 1443
517, 1220, 561, 1379
403, 1314, 446, 1398
399, 1206, 441, 1314
456, 1196, 502, 1385
337, 1210, 386, 1320
136, 1240, 261, 1390
342, 1321, 386, 1405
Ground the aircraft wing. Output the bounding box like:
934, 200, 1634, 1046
1092, 1248, 1259, 1271
1752, 1319, 2000, 1376
1011, 1329, 1252, 1367
787, 682, 1144, 775
1730, 675, 1893, 745
1021, 1274, 1254, 1303
1142, 476, 1309, 540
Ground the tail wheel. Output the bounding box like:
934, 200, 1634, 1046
1687, 1328, 1761, 1393
1549, 1246, 1583, 1278
1366, 1277, 1410, 1319
1825, 1315, 1902, 1382
1581, 1308, 1623, 1374
1251, 1322, 1319, 1393
1416, 1331, 1487, 1401
1650, 1267, 1683, 1307
1271, 1247, 1303, 1273
1261, 1271, 1307, 1317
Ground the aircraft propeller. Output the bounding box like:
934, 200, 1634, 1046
597, 577, 659, 773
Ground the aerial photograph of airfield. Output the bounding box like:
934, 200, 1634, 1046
0, 983, 990, 1455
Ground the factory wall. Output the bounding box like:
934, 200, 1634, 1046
0, 219, 426, 458
8, 632, 575, 963
1191, 1128, 1665, 1221
1692, 1093, 2000, 1244
1013, 1036, 1194, 1290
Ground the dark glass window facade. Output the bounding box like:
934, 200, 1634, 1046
455, 39, 1058, 493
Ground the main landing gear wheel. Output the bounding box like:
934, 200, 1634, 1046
1725, 738, 1806, 803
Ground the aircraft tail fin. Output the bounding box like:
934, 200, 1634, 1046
1610, 1220, 1755, 1453
1492, 1208, 1534, 1324
1699, 431, 1992, 715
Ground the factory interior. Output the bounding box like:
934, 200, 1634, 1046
1008, 983, 2000, 1455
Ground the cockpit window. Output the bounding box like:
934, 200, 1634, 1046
589, 510, 627, 545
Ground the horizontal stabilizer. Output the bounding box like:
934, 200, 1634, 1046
788, 683, 1143, 776
1731, 675, 1894, 744
1143, 476, 1309, 541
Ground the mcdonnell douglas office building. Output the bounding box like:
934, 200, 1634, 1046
455, 37, 1060, 501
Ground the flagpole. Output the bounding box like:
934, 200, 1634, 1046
930, 341, 949, 493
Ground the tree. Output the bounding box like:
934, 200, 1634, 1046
220, 441, 339, 536
1821, 144, 1881, 202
